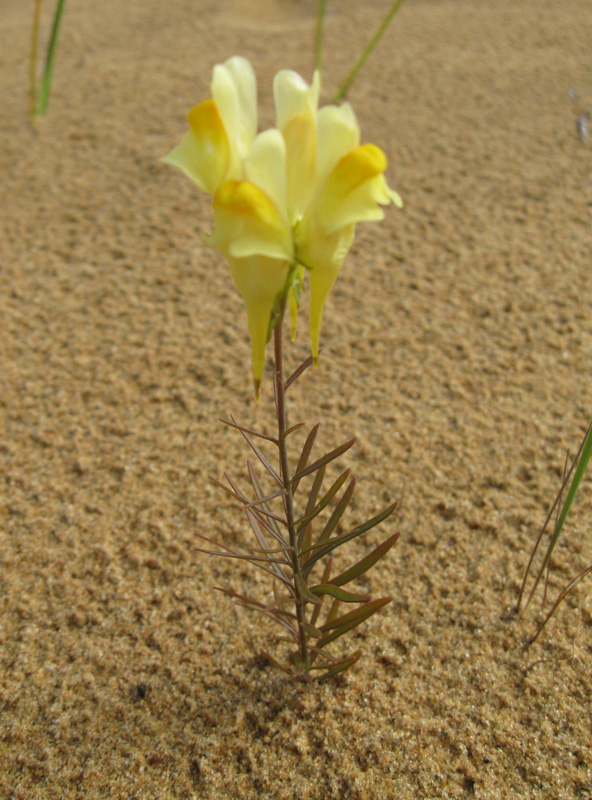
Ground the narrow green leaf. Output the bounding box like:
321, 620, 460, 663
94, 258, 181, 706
303, 622, 323, 639
309, 584, 370, 603
296, 573, 322, 606
37, 0, 67, 115
310, 557, 333, 627
332, 533, 400, 587
522, 420, 592, 611
292, 423, 320, 494
283, 423, 305, 439
325, 598, 341, 626
317, 650, 362, 681
292, 437, 356, 482
296, 469, 350, 536
304, 464, 326, 517
314, 477, 356, 547
317, 597, 392, 649
302, 501, 398, 574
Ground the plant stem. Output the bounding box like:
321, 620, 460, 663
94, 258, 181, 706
273, 299, 310, 671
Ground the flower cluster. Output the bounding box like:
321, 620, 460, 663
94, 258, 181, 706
164, 56, 401, 397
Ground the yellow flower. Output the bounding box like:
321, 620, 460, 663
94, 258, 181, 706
164, 58, 401, 394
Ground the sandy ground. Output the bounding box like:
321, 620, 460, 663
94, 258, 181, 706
2, 0, 592, 797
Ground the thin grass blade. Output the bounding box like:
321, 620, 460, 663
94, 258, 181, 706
529, 562, 592, 644
37, 0, 67, 115
520, 420, 592, 611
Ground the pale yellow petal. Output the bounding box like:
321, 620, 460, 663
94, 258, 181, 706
316, 103, 360, 186
243, 129, 288, 224
211, 56, 257, 175
316, 144, 397, 234
303, 225, 355, 365
226, 255, 291, 396
208, 180, 293, 261
162, 99, 230, 193
273, 69, 320, 131
283, 111, 317, 223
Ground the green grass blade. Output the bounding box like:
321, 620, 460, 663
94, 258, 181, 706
333, 0, 407, 102
529, 563, 592, 644
37, 0, 67, 116
314, 0, 328, 72
29, 0, 43, 120
522, 420, 592, 610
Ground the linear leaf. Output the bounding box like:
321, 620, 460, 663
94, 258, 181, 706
332, 533, 400, 587
218, 587, 299, 639
309, 584, 371, 603
314, 477, 356, 547
304, 465, 326, 516
296, 573, 322, 606
260, 650, 298, 676
219, 417, 278, 445
302, 501, 398, 573
209, 474, 246, 504
292, 423, 320, 494
292, 437, 356, 482
317, 650, 362, 681
285, 351, 320, 390
232, 415, 281, 485
216, 586, 265, 609
242, 488, 284, 510
310, 557, 333, 627
196, 533, 288, 565
317, 597, 392, 649
245, 509, 292, 586
325, 598, 341, 626
303, 622, 323, 639
283, 423, 305, 439
247, 462, 286, 530
296, 469, 351, 536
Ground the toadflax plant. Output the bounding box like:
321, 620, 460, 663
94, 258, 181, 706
164, 56, 402, 681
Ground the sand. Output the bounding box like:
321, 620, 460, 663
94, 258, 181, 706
1, 0, 592, 797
